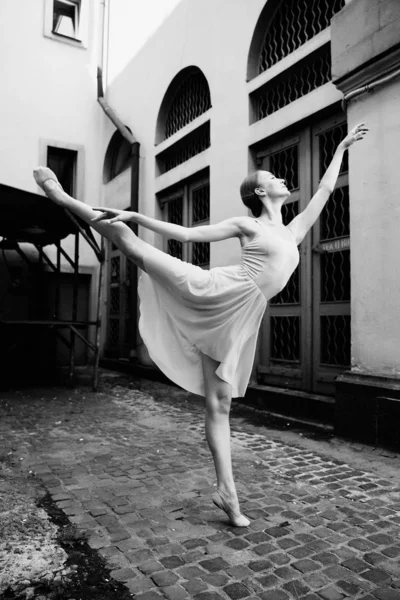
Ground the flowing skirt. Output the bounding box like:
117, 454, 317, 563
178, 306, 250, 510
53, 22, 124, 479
138, 246, 266, 397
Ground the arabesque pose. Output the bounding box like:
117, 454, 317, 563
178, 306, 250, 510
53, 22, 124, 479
33, 122, 368, 527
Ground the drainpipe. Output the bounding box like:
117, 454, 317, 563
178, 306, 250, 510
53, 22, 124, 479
97, 67, 136, 145
96, 66, 140, 351
341, 67, 400, 110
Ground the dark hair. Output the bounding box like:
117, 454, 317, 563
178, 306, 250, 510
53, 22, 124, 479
240, 171, 263, 217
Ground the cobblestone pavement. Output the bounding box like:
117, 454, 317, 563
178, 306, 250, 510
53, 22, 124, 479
1, 371, 400, 600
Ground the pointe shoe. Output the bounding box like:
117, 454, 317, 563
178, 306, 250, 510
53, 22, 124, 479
33, 167, 63, 193
212, 491, 250, 527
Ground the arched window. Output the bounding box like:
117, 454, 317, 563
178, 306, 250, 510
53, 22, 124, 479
164, 71, 211, 139
247, 0, 345, 122
156, 68, 211, 269
103, 130, 132, 183
155, 66, 211, 145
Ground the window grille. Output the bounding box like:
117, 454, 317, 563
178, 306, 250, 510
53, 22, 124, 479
258, 0, 345, 74
320, 186, 349, 241
157, 123, 210, 175
321, 315, 350, 366
165, 73, 211, 139
319, 124, 348, 176
163, 180, 210, 269
192, 242, 210, 267
191, 183, 210, 267
321, 252, 350, 303
269, 145, 299, 191
107, 318, 119, 349
270, 201, 300, 305
192, 183, 210, 224
167, 196, 184, 260
110, 257, 120, 284
270, 316, 300, 362
254, 45, 331, 121
110, 287, 120, 314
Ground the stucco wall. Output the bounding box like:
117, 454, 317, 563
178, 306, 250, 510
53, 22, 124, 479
331, 0, 400, 378
0, 0, 105, 270
347, 80, 400, 377
106, 0, 266, 267
0, 0, 112, 344
332, 0, 400, 82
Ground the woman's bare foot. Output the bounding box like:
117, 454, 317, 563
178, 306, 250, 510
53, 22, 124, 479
212, 489, 250, 527
33, 167, 65, 205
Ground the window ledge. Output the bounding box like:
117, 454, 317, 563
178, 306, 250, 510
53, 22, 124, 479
248, 83, 342, 147
247, 28, 330, 93
155, 110, 211, 154
155, 150, 210, 195
44, 29, 86, 48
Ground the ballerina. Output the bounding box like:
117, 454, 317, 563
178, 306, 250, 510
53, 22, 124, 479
33, 122, 368, 527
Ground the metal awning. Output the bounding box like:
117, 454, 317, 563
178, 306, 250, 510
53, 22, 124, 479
0, 182, 104, 390
0, 183, 92, 247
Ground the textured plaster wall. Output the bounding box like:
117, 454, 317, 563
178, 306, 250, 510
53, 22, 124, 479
106, 0, 266, 267
0, 0, 105, 271
348, 81, 400, 377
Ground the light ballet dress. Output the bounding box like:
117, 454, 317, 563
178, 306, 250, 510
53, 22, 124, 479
138, 221, 299, 398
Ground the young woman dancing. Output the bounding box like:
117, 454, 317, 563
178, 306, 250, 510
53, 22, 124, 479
33, 122, 368, 527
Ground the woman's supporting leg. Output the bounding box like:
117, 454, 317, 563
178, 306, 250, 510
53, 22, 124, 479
201, 353, 250, 527
33, 167, 147, 270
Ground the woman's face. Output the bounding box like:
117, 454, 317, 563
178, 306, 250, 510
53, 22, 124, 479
256, 171, 290, 200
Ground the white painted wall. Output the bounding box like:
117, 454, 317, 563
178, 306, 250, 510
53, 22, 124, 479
348, 80, 400, 378
0, 0, 111, 344
0, 0, 105, 270
105, 0, 266, 267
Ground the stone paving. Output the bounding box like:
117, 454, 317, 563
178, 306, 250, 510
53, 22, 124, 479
1, 371, 400, 600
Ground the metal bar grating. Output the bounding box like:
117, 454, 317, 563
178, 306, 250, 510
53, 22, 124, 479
320, 251, 350, 303
271, 200, 300, 305
320, 186, 350, 241
192, 183, 210, 267
320, 315, 350, 366
319, 123, 348, 176
192, 242, 210, 267
107, 318, 119, 348
165, 73, 211, 139
167, 196, 184, 260
110, 256, 120, 284
258, 0, 345, 74
110, 287, 120, 314
158, 123, 210, 174
192, 184, 210, 224
256, 44, 331, 121
270, 316, 300, 361
269, 145, 299, 191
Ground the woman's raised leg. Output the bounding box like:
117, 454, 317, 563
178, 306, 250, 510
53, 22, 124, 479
201, 353, 250, 527
33, 167, 147, 270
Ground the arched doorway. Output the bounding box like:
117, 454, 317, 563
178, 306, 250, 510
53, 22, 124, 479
248, 0, 348, 395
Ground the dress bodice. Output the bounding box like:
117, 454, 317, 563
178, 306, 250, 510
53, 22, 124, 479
239, 221, 299, 300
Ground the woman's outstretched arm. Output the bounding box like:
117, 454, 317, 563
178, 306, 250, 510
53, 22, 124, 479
287, 122, 368, 244
92, 209, 249, 243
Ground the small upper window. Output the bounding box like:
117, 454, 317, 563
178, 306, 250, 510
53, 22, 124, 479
47, 146, 77, 196
53, 0, 81, 40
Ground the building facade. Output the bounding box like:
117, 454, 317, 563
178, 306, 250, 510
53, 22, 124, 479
1, 0, 399, 444
101, 0, 400, 443
0, 0, 106, 373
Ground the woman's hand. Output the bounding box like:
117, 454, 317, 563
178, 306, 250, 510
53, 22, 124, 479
339, 122, 369, 150
91, 208, 137, 224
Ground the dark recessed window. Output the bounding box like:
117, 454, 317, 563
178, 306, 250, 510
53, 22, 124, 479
53, 0, 81, 40
103, 131, 132, 183
47, 146, 77, 196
